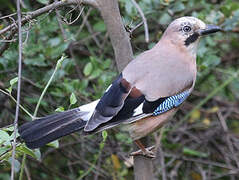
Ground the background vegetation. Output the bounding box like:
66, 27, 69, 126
0, 0, 239, 179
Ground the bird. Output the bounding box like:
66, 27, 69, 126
18, 17, 221, 158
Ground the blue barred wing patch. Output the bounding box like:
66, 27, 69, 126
153, 90, 190, 116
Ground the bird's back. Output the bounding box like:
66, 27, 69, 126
122, 39, 197, 101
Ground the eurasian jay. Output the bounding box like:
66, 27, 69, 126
19, 17, 221, 157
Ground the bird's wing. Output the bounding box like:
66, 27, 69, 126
84, 76, 193, 133
84, 44, 196, 132
86, 86, 192, 134
84, 74, 132, 131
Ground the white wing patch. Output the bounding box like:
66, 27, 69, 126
78, 84, 112, 122
133, 102, 144, 116
105, 84, 112, 93
79, 99, 100, 121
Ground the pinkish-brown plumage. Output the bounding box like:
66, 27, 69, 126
19, 17, 221, 154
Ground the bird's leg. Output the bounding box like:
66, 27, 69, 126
130, 140, 156, 158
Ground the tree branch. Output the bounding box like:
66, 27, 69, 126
0, 0, 97, 56
95, 0, 133, 72
11, 0, 23, 178
130, 0, 149, 43
94, 1, 153, 180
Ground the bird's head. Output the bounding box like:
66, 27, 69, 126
162, 16, 221, 56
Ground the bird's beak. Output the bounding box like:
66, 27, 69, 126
197, 24, 222, 36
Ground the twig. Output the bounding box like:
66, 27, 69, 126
172, 71, 239, 131
169, 160, 182, 179
24, 164, 31, 180
196, 164, 207, 180
31, 158, 73, 180
211, 169, 239, 179
96, 0, 133, 72
130, 21, 143, 34
83, 11, 101, 48
154, 127, 167, 180
0, 12, 17, 20
0, 29, 18, 56
217, 111, 239, 168
69, 42, 84, 79
76, 7, 93, 37
63, 5, 85, 25
11, 0, 23, 178
19, 153, 26, 180
0, 89, 33, 118
165, 153, 235, 169
0, 39, 17, 42
0, 0, 96, 36
77, 132, 107, 179
0, 0, 97, 56
33, 56, 66, 117
54, 0, 67, 41
130, 0, 149, 43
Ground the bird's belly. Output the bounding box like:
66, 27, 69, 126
123, 109, 177, 140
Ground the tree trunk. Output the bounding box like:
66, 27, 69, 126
95, 0, 154, 179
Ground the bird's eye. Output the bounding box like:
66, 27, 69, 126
183, 25, 191, 32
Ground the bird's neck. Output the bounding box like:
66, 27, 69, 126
185, 40, 199, 59
157, 36, 199, 59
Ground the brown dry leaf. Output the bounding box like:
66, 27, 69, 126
191, 171, 202, 180
202, 118, 211, 126
207, 106, 219, 113
111, 154, 121, 170
189, 110, 201, 123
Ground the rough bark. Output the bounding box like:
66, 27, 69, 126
133, 137, 154, 180
95, 1, 154, 179
2, 0, 154, 178
95, 0, 133, 72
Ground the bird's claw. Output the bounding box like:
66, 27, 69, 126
130, 146, 156, 158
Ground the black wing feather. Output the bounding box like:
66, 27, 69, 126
84, 74, 131, 131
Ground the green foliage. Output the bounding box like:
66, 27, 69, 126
183, 147, 208, 158
0, 0, 239, 179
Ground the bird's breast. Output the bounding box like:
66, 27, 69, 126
123, 108, 177, 140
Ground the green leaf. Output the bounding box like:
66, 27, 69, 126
55, 106, 65, 112
159, 13, 172, 25
6, 87, 12, 94
18, 146, 37, 159
36, 0, 48, 5
70, 92, 77, 105
34, 149, 41, 161
83, 62, 93, 76
172, 2, 185, 13
47, 140, 59, 148
24, 55, 47, 67
0, 130, 10, 143
9, 132, 20, 142
8, 158, 21, 172
7, 77, 18, 94
49, 37, 61, 47
93, 21, 106, 32
183, 147, 208, 158
4, 126, 14, 132
56, 55, 66, 69
0, 146, 9, 156
102, 130, 108, 142
10, 77, 18, 86
89, 69, 102, 80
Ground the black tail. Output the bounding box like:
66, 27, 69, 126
18, 108, 88, 149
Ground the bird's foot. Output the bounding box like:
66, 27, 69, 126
130, 146, 156, 158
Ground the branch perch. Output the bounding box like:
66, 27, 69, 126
95, 0, 133, 72
0, 0, 97, 56
95, 1, 153, 180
